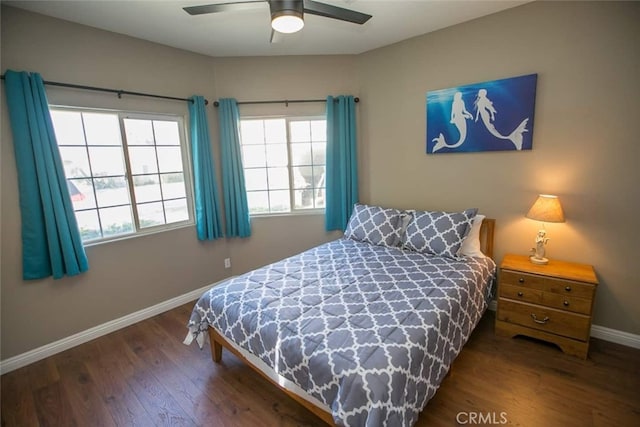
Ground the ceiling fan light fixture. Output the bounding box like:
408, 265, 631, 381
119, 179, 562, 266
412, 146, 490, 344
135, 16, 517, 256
271, 13, 304, 33
270, 0, 304, 34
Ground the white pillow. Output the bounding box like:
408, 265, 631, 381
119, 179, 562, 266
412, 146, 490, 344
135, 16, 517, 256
458, 214, 486, 258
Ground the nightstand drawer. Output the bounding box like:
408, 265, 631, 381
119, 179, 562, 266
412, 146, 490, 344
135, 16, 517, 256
497, 299, 591, 341
501, 270, 595, 299
501, 283, 592, 315
499, 283, 543, 304
541, 293, 592, 315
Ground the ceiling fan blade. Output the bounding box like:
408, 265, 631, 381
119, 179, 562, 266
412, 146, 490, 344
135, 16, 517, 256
270, 29, 284, 43
183, 1, 265, 16
302, 0, 371, 25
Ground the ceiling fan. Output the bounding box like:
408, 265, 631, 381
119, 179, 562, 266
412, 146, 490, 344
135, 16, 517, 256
184, 0, 372, 38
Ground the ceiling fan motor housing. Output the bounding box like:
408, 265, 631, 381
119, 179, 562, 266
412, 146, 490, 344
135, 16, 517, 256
270, 0, 304, 21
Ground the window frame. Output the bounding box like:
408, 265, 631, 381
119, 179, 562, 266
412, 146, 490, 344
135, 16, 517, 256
50, 105, 195, 245
239, 115, 327, 216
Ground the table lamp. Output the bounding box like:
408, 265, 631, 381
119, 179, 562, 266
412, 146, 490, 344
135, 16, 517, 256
525, 194, 565, 265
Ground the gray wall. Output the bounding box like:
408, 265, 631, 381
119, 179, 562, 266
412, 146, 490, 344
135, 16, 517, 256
2, 1, 639, 361
0, 7, 350, 359
357, 1, 640, 334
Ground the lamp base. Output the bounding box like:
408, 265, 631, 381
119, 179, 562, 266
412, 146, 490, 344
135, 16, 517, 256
530, 256, 549, 265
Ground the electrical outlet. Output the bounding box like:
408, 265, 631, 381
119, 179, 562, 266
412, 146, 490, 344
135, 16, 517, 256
224, 258, 231, 269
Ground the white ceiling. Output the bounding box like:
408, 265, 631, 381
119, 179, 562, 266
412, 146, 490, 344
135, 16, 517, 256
3, 0, 532, 57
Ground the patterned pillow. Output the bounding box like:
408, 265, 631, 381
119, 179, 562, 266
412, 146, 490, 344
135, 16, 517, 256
402, 208, 478, 258
344, 204, 404, 248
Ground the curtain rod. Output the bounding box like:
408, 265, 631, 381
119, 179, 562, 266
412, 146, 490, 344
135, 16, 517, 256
212, 97, 360, 107
0, 74, 208, 105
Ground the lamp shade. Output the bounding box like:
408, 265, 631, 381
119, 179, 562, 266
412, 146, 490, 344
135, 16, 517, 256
526, 194, 565, 223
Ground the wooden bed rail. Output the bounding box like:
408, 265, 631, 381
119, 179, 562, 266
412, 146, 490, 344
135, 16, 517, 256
208, 328, 335, 425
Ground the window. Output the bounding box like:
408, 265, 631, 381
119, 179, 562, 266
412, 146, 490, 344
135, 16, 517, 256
240, 118, 326, 215
50, 108, 193, 243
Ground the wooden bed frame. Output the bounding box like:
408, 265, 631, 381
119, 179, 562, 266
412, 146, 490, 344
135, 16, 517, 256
208, 218, 496, 425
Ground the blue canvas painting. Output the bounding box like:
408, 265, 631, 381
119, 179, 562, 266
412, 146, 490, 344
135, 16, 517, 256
426, 74, 537, 154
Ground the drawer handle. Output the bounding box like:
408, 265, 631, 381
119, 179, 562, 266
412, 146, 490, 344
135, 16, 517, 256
517, 291, 524, 297
518, 278, 525, 284
563, 300, 570, 306
565, 286, 572, 292
531, 313, 550, 324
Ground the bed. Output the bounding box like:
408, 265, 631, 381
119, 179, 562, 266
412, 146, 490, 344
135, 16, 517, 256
185, 205, 496, 426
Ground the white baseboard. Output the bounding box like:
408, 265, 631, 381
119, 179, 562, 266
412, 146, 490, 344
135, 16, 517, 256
487, 300, 640, 350
0, 282, 221, 375
591, 325, 640, 349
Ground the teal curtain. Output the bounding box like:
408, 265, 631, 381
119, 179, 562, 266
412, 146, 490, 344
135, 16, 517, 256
188, 96, 223, 240
218, 98, 251, 238
325, 95, 359, 231
4, 70, 89, 279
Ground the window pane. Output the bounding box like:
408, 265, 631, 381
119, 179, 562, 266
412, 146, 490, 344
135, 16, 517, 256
138, 202, 165, 228
124, 119, 154, 146
312, 143, 326, 165
83, 113, 121, 146
265, 144, 288, 167
68, 178, 96, 210
268, 167, 289, 190
311, 120, 326, 142
312, 166, 325, 187
292, 166, 312, 189
154, 121, 180, 146
242, 145, 266, 168
52, 108, 193, 242
294, 189, 315, 210
157, 147, 183, 173
133, 175, 161, 203
314, 188, 325, 209
247, 191, 270, 214
240, 117, 327, 215
269, 190, 290, 212
290, 121, 311, 142
161, 173, 186, 199
89, 147, 126, 176
51, 111, 85, 145
291, 143, 312, 166
99, 206, 134, 237
75, 210, 101, 241
240, 120, 265, 144
128, 147, 158, 174
164, 198, 189, 223
244, 168, 268, 191
59, 146, 90, 178
95, 177, 130, 208
264, 119, 286, 144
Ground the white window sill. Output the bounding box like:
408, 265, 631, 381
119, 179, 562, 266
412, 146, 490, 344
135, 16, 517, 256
82, 221, 194, 247
250, 209, 324, 219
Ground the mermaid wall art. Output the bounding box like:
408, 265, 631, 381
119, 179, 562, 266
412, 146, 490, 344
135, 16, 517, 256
426, 74, 537, 154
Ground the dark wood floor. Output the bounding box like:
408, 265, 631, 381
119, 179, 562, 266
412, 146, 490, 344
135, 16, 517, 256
2, 303, 639, 426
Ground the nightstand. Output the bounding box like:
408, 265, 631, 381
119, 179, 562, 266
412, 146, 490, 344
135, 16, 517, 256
495, 254, 598, 359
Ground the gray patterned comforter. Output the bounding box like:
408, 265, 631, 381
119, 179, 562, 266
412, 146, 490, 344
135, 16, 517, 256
186, 238, 496, 426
